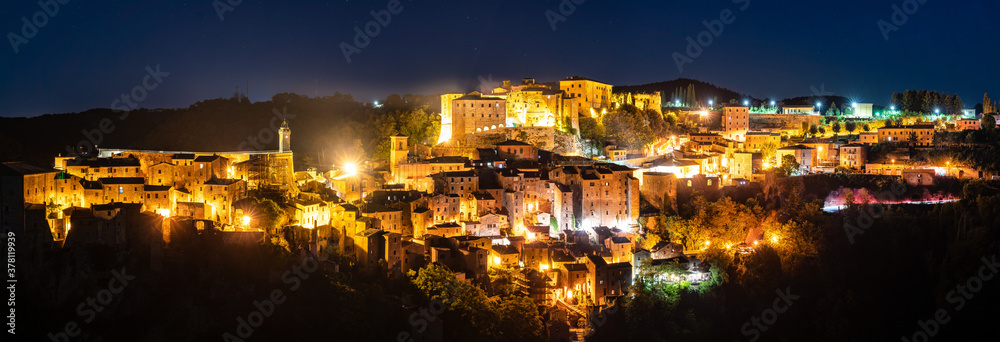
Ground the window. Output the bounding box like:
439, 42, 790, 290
118, 186, 123, 194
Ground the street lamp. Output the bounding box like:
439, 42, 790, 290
770, 100, 776, 107
743, 100, 750, 106
708, 99, 714, 106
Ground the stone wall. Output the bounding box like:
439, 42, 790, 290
750, 114, 823, 130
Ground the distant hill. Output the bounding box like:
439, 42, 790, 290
615, 78, 749, 105
0, 93, 440, 168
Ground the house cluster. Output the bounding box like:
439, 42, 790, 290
634, 106, 996, 186
439, 76, 660, 148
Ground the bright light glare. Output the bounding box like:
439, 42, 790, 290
157, 209, 170, 217
344, 163, 358, 175
242, 215, 252, 226
743, 100, 749, 106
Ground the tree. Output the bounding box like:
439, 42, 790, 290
801, 121, 810, 136
845, 121, 858, 133
579, 116, 604, 142
984, 113, 997, 132
907, 131, 918, 145
862, 123, 871, 132
254, 198, 287, 231
809, 124, 819, 137
761, 141, 779, 161
985, 93, 995, 114
780, 154, 801, 176
604, 104, 655, 150
831, 121, 842, 135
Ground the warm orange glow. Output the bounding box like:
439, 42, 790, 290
242, 215, 252, 226
493, 256, 502, 265
156, 209, 171, 217
566, 290, 574, 299
344, 163, 358, 176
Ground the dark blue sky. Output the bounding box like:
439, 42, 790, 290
2, 0, 997, 117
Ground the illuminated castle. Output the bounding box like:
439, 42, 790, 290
439, 77, 624, 143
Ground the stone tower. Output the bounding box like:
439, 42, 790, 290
279, 120, 291, 152
389, 135, 408, 174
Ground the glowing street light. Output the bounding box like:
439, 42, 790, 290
743, 100, 750, 106
770, 100, 776, 107
891, 105, 896, 111
852, 102, 858, 108
344, 163, 358, 175
242, 215, 252, 227
935, 108, 941, 114
817, 102, 822, 108
708, 99, 714, 106
675, 100, 681, 106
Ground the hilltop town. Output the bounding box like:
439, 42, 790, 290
3, 77, 1000, 341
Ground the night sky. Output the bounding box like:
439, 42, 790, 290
2, 0, 998, 117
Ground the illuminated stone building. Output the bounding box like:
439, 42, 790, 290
439, 77, 582, 143
548, 163, 640, 230
722, 105, 750, 141
876, 124, 935, 146
610, 92, 662, 114
559, 76, 612, 115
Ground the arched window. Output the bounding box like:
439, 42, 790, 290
491, 125, 497, 130
476, 128, 482, 132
